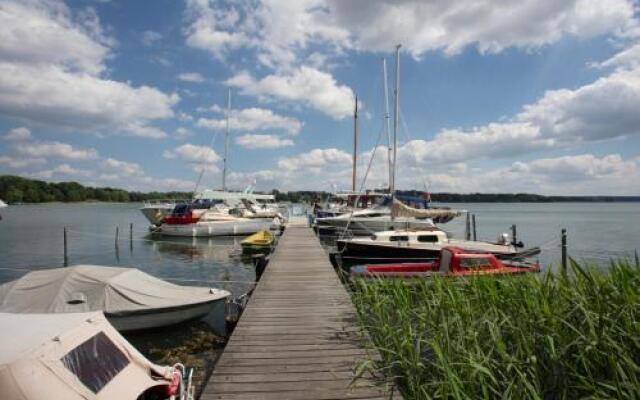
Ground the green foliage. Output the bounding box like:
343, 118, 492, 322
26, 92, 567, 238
0, 175, 191, 203
352, 259, 640, 399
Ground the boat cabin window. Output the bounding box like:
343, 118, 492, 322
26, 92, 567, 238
417, 235, 439, 243
61, 332, 129, 393
171, 204, 190, 216
459, 257, 493, 269
390, 235, 409, 242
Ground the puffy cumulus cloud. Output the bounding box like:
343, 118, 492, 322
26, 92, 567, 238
0, 0, 178, 138
277, 148, 351, 170
141, 30, 162, 46
31, 163, 92, 179
0, 155, 46, 169
163, 143, 220, 165
593, 43, 640, 70
184, 0, 635, 68
4, 127, 32, 141
235, 134, 294, 149
177, 72, 205, 83
0, 0, 111, 75
197, 106, 303, 134
100, 158, 144, 176
327, 0, 635, 57
226, 67, 355, 119
14, 141, 98, 160
183, 0, 349, 68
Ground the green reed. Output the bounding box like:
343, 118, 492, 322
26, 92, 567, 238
352, 257, 640, 399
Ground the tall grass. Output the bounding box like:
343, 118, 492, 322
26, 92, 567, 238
352, 258, 640, 399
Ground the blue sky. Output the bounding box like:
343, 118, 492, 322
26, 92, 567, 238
0, 0, 639, 194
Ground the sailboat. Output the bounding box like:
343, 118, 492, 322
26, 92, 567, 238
315, 48, 461, 236
156, 89, 282, 237
335, 46, 539, 264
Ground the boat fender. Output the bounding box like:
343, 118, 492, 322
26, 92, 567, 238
165, 369, 182, 397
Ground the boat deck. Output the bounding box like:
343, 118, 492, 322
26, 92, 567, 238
200, 219, 401, 399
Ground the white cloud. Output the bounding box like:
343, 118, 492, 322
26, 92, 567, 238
100, 158, 144, 176
0, 155, 46, 169
197, 106, 303, 134
4, 127, 32, 141
0, 0, 111, 75
0, 0, 178, 138
277, 148, 351, 170
31, 163, 92, 179
142, 30, 162, 46
163, 143, 220, 164
14, 141, 98, 160
327, 0, 636, 57
226, 67, 355, 119
177, 72, 205, 83
235, 134, 294, 149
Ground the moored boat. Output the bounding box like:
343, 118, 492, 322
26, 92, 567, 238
241, 230, 274, 253
350, 246, 540, 279
0, 311, 195, 399
336, 229, 540, 266
0, 199, 7, 208
0, 265, 230, 332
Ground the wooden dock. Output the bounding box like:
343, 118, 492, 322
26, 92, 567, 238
201, 221, 400, 399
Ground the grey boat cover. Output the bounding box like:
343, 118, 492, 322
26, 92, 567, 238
0, 265, 230, 314
0, 312, 173, 400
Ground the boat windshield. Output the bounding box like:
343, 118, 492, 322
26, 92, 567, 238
61, 332, 129, 394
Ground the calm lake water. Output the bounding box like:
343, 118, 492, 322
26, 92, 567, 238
0, 201, 638, 394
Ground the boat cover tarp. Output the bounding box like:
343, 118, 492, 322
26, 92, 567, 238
0, 311, 171, 400
391, 199, 462, 221
0, 265, 229, 314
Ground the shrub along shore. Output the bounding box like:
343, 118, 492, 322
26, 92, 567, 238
352, 258, 640, 399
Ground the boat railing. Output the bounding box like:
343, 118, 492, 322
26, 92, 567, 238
142, 199, 191, 207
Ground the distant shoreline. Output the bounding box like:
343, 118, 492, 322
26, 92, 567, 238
1, 175, 638, 204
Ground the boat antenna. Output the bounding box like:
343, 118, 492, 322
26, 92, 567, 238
352, 94, 358, 192
222, 88, 231, 191
383, 58, 393, 192
391, 44, 401, 212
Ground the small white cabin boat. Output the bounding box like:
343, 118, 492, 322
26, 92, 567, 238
0, 199, 7, 208
0, 265, 230, 331
0, 312, 193, 399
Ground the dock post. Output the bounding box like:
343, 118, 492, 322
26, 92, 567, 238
465, 212, 471, 240
472, 214, 477, 241
561, 228, 567, 276
129, 223, 133, 251
115, 226, 119, 248
63, 227, 68, 266
511, 224, 517, 245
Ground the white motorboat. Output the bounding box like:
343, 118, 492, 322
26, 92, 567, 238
316, 206, 438, 235
0, 199, 7, 208
0, 312, 195, 400
336, 229, 540, 265
156, 201, 281, 237
0, 265, 230, 332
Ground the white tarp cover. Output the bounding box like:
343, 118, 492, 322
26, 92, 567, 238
0, 265, 229, 315
0, 312, 171, 400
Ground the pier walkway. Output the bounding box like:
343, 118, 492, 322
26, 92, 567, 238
201, 220, 399, 399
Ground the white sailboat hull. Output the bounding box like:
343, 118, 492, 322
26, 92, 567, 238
158, 218, 276, 237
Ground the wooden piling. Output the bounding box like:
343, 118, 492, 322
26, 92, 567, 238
115, 226, 119, 248
561, 228, 567, 275
63, 227, 68, 266
511, 224, 517, 245
465, 212, 471, 240
472, 214, 477, 241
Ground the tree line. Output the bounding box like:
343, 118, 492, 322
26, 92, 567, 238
1, 175, 637, 204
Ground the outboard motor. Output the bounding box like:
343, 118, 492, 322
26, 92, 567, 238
497, 233, 510, 245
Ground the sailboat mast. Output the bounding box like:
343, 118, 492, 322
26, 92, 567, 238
222, 88, 230, 191
392, 44, 401, 198
352, 94, 358, 192
382, 58, 392, 191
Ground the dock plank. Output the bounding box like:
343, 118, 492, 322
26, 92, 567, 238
200, 224, 401, 399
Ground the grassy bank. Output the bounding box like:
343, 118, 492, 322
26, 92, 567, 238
352, 258, 640, 399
